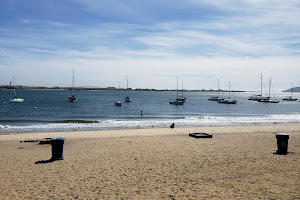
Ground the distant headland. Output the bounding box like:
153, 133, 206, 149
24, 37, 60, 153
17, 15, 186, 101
282, 87, 300, 93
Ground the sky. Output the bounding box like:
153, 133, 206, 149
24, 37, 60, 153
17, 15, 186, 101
0, 0, 299, 91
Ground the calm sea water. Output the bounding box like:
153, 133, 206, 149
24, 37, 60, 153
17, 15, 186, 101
0, 89, 300, 132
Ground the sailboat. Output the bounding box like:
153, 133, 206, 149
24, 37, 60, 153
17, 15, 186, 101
248, 74, 269, 101
68, 68, 78, 102
125, 75, 131, 102
283, 83, 298, 101
177, 79, 186, 102
10, 76, 24, 103
218, 81, 237, 104
209, 79, 224, 101
114, 81, 122, 106
258, 78, 280, 103
169, 77, 184, 105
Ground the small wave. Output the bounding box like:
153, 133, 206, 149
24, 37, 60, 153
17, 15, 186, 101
56, 120, 100, 123
1, 114, 300, 133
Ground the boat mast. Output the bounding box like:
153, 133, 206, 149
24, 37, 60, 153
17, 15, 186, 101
217, 79, 219, 97
12, 76, 17, 98
177, 76, 179, 99
260, 74, 262, 96
269, 78, 271, 98
126, 75, 129, 96
72, 68, 75, 95
291, 82, 293, 97
181, 79, 184, 97
229, 81, 231, 99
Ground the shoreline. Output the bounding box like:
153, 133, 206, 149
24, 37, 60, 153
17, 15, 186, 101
0, 87, 247, 92
1, 118, 300, 134
1, 123, 299, 141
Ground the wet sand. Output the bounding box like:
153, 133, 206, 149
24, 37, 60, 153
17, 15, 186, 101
0, 124, 299, 199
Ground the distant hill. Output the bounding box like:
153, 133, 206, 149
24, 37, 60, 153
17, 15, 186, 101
282, 87, 300, 92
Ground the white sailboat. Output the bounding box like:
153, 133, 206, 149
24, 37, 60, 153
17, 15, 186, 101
258, 78, 280, 103
114, 81, 122, 106
169, 77, 184, 105
209, 79, 224, 101
218, 81, 237, 104
125, 75, 131, 102
283, 82, 298, 101
248, 74, 269, 101
68, 68, 78, 102
10, 76, 24, 103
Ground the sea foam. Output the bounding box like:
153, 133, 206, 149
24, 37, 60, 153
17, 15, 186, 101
1, 114, 299, 133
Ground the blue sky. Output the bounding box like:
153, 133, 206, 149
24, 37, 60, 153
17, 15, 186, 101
0, 0, 299, 91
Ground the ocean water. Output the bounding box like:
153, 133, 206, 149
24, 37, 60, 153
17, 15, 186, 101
0, 89, 300, 132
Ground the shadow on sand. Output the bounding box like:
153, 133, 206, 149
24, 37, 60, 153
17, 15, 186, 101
35, 159, 61, 164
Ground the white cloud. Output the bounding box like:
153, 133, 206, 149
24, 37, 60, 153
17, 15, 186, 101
19, 18, 31, 24
1, 0, 299, 91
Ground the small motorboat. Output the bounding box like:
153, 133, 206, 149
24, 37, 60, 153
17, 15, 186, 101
114, 101, 122, 106
10, 97, 24, 103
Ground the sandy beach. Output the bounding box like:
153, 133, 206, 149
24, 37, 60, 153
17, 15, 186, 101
0, 124, 299, 199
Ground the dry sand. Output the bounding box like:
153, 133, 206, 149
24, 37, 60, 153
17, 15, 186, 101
0, 124, 299, 199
